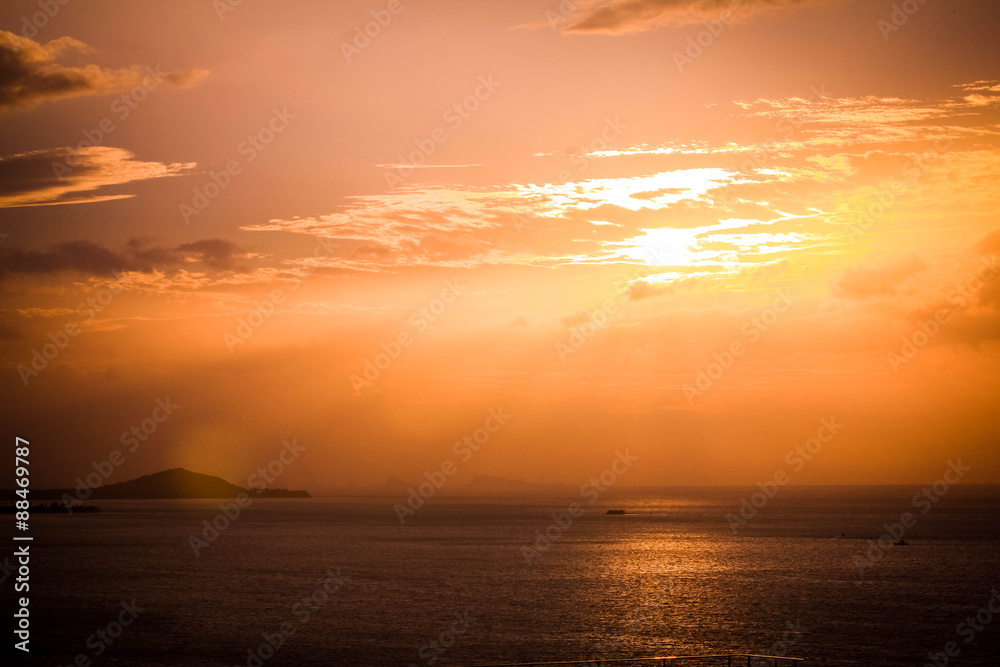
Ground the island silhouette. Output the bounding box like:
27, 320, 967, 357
3, 467, 310, 501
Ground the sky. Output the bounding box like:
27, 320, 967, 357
1, 0, 999, 493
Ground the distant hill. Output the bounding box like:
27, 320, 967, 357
98, 468, 247, 499
379, 476, 412, 494
356, 474, 573, 497
336, 474, 577, 497
2, 468, 310, 501
461, 475, 573, 495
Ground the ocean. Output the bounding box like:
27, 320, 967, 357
14, 486, 1000, 666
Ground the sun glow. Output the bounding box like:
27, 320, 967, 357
516, 168, 739, 217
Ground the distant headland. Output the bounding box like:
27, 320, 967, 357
2, 467, 310, 502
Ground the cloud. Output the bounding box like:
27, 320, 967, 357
964, 94, 1000, 107
0, 238, 246, 278
127, 238, 247, 271
515, 168, 738, 218
0, 31, 208, 112
958, 80, 1000, 93
555, 89, 1000, 170
16, 307, 76, 318
243, 172, 743, 271
0, 240, 125, 277
556, 0, 835, 34
832, 255, 927, 300
243, 187, 517, 270
0, 146, 196, 208
242, 83, 1000, 282
735, 94, 944, 120
730, 90, 1000, 148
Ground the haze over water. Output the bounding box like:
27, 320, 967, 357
24, 487, 1000, 666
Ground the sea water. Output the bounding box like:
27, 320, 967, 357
14, 486, 1000, 666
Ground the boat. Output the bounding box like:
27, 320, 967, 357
605, 509, 626, 515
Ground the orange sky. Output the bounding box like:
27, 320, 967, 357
1, 0, 999, 493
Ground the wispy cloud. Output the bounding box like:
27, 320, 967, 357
242, 187, 512, 270
554, 0, 836, 35
0, 31, 208, 112
0, 147, 196, 208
